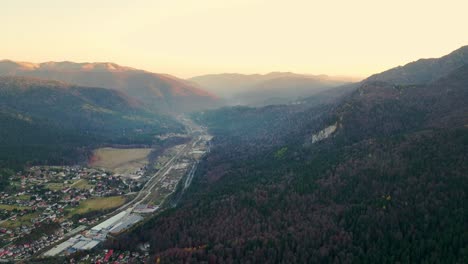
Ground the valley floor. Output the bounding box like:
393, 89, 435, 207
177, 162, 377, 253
0, 116, 212, 263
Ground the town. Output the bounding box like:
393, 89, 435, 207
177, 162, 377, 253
0, 165, 142, 260
0, 118, 212, 262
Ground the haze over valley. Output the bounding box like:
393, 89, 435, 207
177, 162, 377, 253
189, 72, 358, 105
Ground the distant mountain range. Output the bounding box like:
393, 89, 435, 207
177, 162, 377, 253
0, 59, 361, 110
0, 60, 220, 112
189, 72, 357, 105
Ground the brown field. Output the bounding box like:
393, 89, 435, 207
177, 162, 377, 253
89, 147, 152, 175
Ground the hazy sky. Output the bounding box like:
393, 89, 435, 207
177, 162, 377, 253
2, 0, 468, 78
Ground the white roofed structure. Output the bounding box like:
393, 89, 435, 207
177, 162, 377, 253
44, 240, 74, 256
91, 211, 127, 232
81, 240, 100, 250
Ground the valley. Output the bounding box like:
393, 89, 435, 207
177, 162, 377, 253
0, 116, 212, 262
0, 14, 466, 262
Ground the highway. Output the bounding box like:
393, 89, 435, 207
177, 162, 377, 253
116, 116, 209, 212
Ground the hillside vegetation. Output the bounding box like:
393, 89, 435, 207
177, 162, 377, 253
112, 47, 468, 263
0, 76, 182, 169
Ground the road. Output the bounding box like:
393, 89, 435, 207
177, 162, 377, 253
116, 116, 209, 212
116, 142, 187, 212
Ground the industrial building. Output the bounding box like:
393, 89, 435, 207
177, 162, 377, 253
43, 211, 144, 257
44, 234, 103, 257
90, 211, 128, 233
109, 214, 143, 234
44, 241, 75, 257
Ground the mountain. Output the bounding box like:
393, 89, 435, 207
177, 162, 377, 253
189, 72, 303, 97
113, 48, 468, 263
0, 60, 220, 112
0, 76, 182, 168
334, 66, 468, 144
366, 45, 468, 85
189, 72, 356, 105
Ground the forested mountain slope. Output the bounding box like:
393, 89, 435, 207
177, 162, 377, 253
112, 50, 468, 263
0, 76, 182, 168
332, 65, 468, 144
366, 45, 468, 85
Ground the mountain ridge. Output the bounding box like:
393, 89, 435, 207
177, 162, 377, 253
189, 72, 355, 105
0, 60, 220, 112
365, 45, 468, 85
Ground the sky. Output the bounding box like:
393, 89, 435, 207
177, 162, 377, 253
2, 0, 468, 78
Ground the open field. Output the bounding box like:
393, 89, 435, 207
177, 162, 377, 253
0, 212, 40, 228
70, 179, 94, 190
0, 204, 31, 211
45, 179, 95, 192
16, 195, 31, 201
70, 196, 126, 215
45, 182, 69, 191
89, 148, 152, 175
